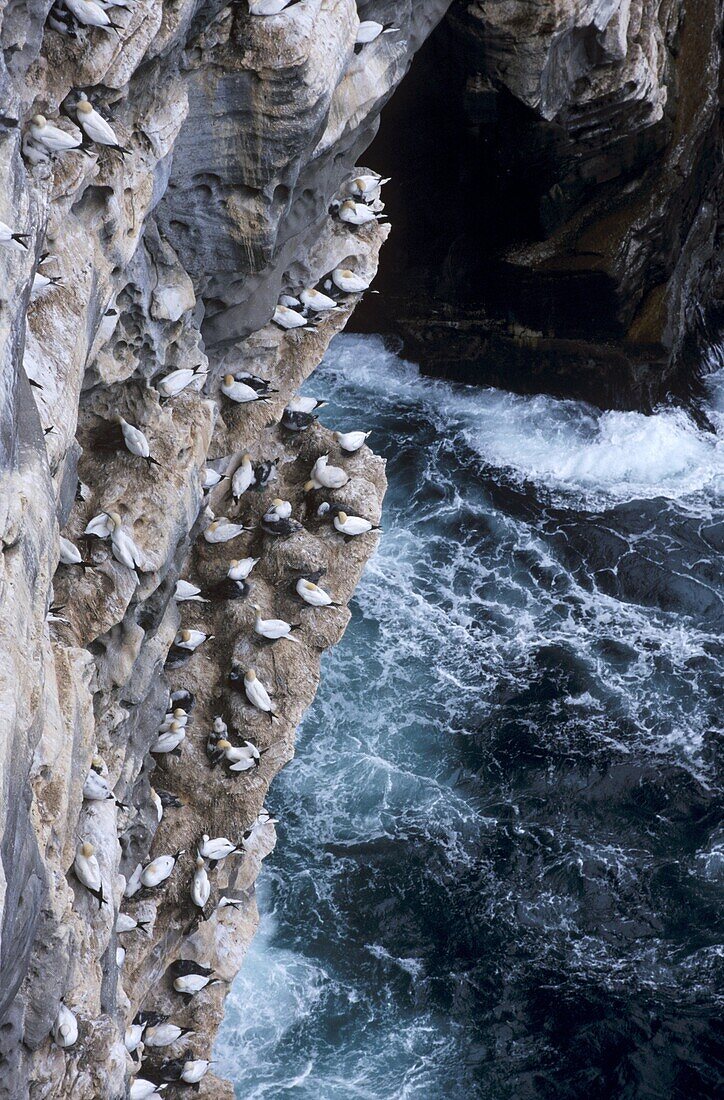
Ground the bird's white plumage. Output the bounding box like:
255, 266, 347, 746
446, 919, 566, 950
332, 268, 370, 294
334, 429, 369, 452
174, 629, 209, 651
310, 453, 349, 489
29, 115, 82, 153
204, 518, 246, 543
174, 972, 212, 994
273, 304, 307, 329
228, 556, 258, 580
198, 835, 238, 860
174, 579, 207, 602
82, 769, 114, 801
334, 512, 374, 536
119, 417, 150, 458
140, 853, 179, 888
300, 287, 338, 312
191, 858, 210, 909
244, 670, 274, 713
232, 455, 254, 498
84, 512, 113, 537
338, 199, 377, 225
53, 1003, 78, 1048
76, 101, 121, 146
221, 375, 261, 403
144, 1022, 187, 1047
59, 536, 83, 565
252, 606, 294, 641
73, 843, 102, 895
296, 578, 333, 606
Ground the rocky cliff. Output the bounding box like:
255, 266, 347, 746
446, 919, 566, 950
0, 1, 720, 1097
0, 2, 450, 1097
354, 0, 723, 409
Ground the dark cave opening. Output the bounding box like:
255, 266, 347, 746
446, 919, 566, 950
349, 8, 723, 414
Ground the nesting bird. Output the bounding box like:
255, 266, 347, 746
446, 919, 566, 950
140, 850, 184, 889
190, 856, 210, 912
221, 373, 272, 404
333, 510, 379, 537
0, 220, 29, 250
75, 97, 129, 155
52, 1003, 78, 1048
242, 669, 278, 720
273, 304, 309, 330
334, 428, 370, 452
337, 199, 379, 226
203, 517, 249, 543
231, 453, 255, 500
117, 417, 160, 468
27, 114, 83, 155
355, 19, 399, 49
108, 512, 145, 572
252, 603, 299, 643
300, 287, 338, 313
73, 841, 105, 908
156, 363, 207, 398
202, 466, 228, 490
348, 173, 390, 198
296, 577, 338, 607
151, 721, 186, 754
260, 509, 302, 537
174, 579, 208, 603
144, 1021, 194, 1048
174, 627, 212, 651
198, 834, 241, 862
58, 535, 90, 569
116, 912, 151, 935
309, 453, 349, 489
63, 0, 123, 30
248, 0, 301, 13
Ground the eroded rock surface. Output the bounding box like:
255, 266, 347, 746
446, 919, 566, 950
0, 2, 450, 1096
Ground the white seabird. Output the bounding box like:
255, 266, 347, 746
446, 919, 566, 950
203, 518, 248, 543
333, 510, 378, 536
243, 669, 277, 719
300, 287, 338, 313
332, 268, 370, 294
116, 912, 150, 935
156, 364, 207, 398
228, 556, 259, 581
58, 535, 86, 567
287, 395, 327, 413
130, 1079, 166, 1099
0, 220, 29, 250
52, 1003, 78, 1048
231, 453, 255, 500
73, 842, 105, 908
198, 835, 240, 861
333, 429, 370, 452
251, 603, 298, 642
124, 1019, 146, 1054
221, 374, 269, 404
173, 972, 215, 996
151, 723, 186, 754
64, 0, 122, 29
108, 512, 145, 571
348, 173, 390, 198
174, 579, 208, 603
337, 199, 379, 225
268, 497, 292, 518
124, 862, 143, 898
272, 304, 308, 330
355, 19, 398, 45
144, 1022, 193, 1048
75, 98, 128, 154
310, 453, 349, 489
118, 417, 159, 467
296, 577, 337, 607
248, 0, 300, 13
84, 511, 113, 538
31, 270, 62, 297
202, 466, 227, 489
28, 114, 82, 155
174, 628, 212, 651
140, 850, 183, 889
190, 856, 210, 911
179, 1060, 211, 1084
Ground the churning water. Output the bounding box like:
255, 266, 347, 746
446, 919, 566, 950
216, 335, 724, 1099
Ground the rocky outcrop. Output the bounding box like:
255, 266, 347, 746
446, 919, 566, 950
357, 0, 723, 409
0, 2, 451, 1097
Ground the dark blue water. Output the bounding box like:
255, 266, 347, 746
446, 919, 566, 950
216, 335, 724, 1099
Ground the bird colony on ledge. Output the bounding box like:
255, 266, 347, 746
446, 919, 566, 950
2, 1, 395, 1090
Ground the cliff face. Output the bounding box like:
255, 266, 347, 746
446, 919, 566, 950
0, 2, 450, 1097
355, 0, 723, 409
0, 1, 719, 1097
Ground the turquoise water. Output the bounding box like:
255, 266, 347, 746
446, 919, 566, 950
216, 335, 724, 1100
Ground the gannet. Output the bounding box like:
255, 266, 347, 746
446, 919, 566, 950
144, 1022, 193, 1048
124, 863, 143, 898
32, 271, 63, 297
108, 512, 145, 571
202, 467, 228, 489
116, 912, 150, 935
0, 220, 29, 250
58, 535, 89, 568
310, 453, 349, 489
287, 395, 327, 413
151, 723, 186, 754
281, 407, 317, 431
118, 417, 160, 467
273, 304, 308, 330
124, 1019, 146, 1054
203, 518, 248, 543
173, 972, 216, 997
174, 628, 212, 651
130, 1079, 166, 1099
231, 453, 255, 500
221, 374, 270, 404
64, 0, 122, 30
52, 1003, 78, 1048
296, 577, 338, 607
333, 510, 378, 536
300, 287, 338, 313
217, 739, 259, 772
337, 199, 379, 225
333, 429, 370, 452
331, 268, 370, 294
174, 579, 208, 603
83, 765, 125, 806
190, 856, 210, 911
348, 173, 390, 197
249, 0, 301, 14
150, 787, 164, 820
233, 370, 278, 395
269, 497, 292, 518
73, 842, 105, 908
140, 850, 184, 889
252, 604, 299, 642
260, 511, 302, 537
198, 835, 240, 862
28, 114, 83, 154
229, 556, 258, 581
84, 511, 113, 537
116, 945, 126, 968
75, 98, 129, 155
156, 363, 207, 398
243, 669, 277, 719
355, 19, 398, 46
